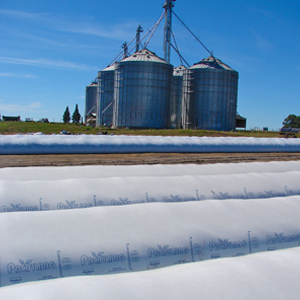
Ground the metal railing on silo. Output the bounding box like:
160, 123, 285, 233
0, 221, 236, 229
170, 65, 186, 129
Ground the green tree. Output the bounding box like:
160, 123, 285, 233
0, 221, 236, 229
72, 104, 81, 124
282, 114, 296, 128
282, 114, 300, 128
63, 106, 70, 123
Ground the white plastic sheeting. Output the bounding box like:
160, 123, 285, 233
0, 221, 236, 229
1, 135, 300, 154
1, 198, 300, 287
1, 246, 300, 300
1, 160, 300, 181
1, 171, 300, 212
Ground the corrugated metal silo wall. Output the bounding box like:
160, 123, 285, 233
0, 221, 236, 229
171, 75, 183, 129
85, 85, 97, 123
96, 70, 115, 127
113, 62, 173, 129
182, 69, 239, 131
181, 69, 196, 129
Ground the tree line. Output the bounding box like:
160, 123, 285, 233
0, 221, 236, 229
282, 114, 300, 129
63, 104, 81, 124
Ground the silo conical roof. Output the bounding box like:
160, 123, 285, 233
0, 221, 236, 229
120, 48, 169, 64
97, 63, 116, 78
190, 56, 236, 72
101, 63, 117, 72
173, 65, 187, 76
87, 81, 97, 87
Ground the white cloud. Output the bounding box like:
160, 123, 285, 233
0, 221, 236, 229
14, 32, 107, 50
28, 102, 42, 108
0, 56, 97, 70
250, 31, 273, 53
61, 22, 137, 40
249, 7, 277, 21
0, 100, 43, 113
0, 73, 37, 78
0, 9, 50, 20
0, 73, 14, 77
0, 9, 137, 41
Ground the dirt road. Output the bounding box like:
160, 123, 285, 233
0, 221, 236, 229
1, 152, 300, 168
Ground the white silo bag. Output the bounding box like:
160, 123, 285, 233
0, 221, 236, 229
1, 171, 300, 212
1, 160, 300, 181
0, 246, 299, 300
0, 197, 300, 287
1, 135, 300, 154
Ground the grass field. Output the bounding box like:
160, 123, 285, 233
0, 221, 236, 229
0, 121, 297, 138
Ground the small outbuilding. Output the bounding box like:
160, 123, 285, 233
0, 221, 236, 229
236, 114, 247, 129
2, 116, 21, 122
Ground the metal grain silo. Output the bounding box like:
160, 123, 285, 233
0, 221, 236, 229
182, 56, 239, 131
171, 65, 186, 128
85, 81, 97, 123
96, 64, 116, 127
113, 49, 173, 129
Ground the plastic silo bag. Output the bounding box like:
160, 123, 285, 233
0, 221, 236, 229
1, 247, 300, 300
1, 171, 300, 212
0, 197, 300, 287
1, 160, 300, 181
1, 135, 300, 154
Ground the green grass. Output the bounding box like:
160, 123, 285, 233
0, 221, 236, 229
0, 121, 297, 138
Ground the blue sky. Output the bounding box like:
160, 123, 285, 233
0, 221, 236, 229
0, 0, 299, 130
